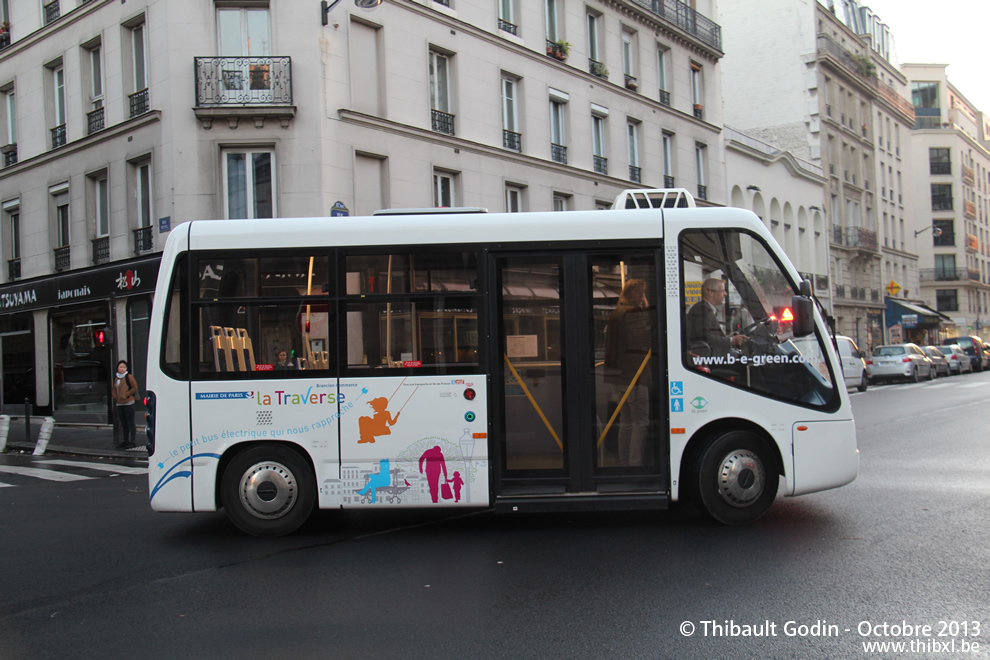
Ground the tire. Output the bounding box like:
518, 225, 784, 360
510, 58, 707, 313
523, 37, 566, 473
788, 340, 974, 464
927, 365, 935, 381
692, 430, 779, 525
221, 444, 316, 537
858, 372, 868, 392
912, 367, 920, 383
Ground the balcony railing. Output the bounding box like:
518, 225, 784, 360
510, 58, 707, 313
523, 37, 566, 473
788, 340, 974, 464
629, 165, 641, 183
932, 198, 954, 211
194, 57, 293, 106
697, 184, 707, 201
629, 0, 721, 51
503, 129, 521, 152
51, 124, 66, 149
588, 59, 608, 79
431, 109, 455, 135
1, 145, 16, 168
551, 143, 567, 165
593, 155, 608, 175
664, 175, 675, 188
930, 162, 951, 175
92, 236, 110, 264
44, 0, 60, 25
624, 74, 638, 90
834, 284, 845, 298
129, 88, 149, 117
134, 226, 154, 254
659, 89, 670, 106
7, 258, 20, 281
498, 19, 517, 35
920, 268, 981, 282
693, 105, 704, 120
54, 246, 70, 272
0, 32, 10, 50
87, 107, 105, 135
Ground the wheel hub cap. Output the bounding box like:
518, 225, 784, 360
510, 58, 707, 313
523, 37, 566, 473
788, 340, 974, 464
716, 450, 765, 507
239, 461, 297, 519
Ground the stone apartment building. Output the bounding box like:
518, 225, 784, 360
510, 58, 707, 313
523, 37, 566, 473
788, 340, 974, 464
0, 0, 725, 421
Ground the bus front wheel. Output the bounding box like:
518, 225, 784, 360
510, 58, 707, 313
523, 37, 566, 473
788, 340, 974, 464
692, 431, 778, 525
221, 445, 316, 536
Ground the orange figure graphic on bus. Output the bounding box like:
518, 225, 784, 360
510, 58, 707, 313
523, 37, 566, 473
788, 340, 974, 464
357, 397, 400, 444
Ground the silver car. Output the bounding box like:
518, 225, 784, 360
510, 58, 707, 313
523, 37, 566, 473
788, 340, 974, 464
923, 346, 951, 378
944, 344, 974, 375
867, 343, 934, 383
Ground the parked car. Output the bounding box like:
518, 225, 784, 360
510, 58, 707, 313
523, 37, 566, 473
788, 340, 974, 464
867, 343, 934, 383
939, 336, 987, 372
944, 344, 974, 375
836, 335, 868, 392
923, 346, 951, 378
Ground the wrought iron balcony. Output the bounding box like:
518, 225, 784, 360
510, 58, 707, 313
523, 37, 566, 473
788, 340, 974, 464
498, 19, 517, 35
129, 88, 149, 117
551, 143, 567, 165
7, 258, 20, 281
589, 59, 608, 79
920, 268, 979, 282
693, 105, 704, 120
503, 129, 521, 152
195, 57, 293, 106
1, 144, 16, 168
92, 236, 110, 264
664, 175, 675, 188
44, 0, 60, 25
54, 246, 70, 272
659, 89, 670, 106
51, 124, 66, 149
629, 0, 721, 51
834, 284, 845, 298
0, 32, 10, 50
134, 226, 154, 254
593, 155, 608, 175
87, 107, 105, 135
629, 165, 641, 183
431, 109, 455, 135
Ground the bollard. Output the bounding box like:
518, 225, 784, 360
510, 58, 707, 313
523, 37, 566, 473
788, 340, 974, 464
0, 415, 9, 452
33, 417, 55, 456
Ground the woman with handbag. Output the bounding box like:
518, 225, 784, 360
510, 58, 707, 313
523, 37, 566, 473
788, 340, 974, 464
112, 360, 141, 450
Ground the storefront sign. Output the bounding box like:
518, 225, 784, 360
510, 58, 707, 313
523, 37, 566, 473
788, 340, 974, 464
0, 256, 161, 313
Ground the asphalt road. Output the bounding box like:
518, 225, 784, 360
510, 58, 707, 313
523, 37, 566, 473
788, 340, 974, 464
1, 373, 988, 658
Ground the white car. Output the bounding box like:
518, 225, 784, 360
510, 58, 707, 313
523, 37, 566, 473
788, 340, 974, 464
836, 335, 868, 392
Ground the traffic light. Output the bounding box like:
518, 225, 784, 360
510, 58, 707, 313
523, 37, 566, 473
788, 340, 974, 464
94, 326, 114, 347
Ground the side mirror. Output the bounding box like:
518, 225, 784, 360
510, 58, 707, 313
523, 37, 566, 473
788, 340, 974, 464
791, 294, 814, 337
799, 278, 812, 297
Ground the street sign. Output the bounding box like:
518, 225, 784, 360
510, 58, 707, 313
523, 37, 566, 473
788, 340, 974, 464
331, 201, 349, 217
886, 280, 901, 297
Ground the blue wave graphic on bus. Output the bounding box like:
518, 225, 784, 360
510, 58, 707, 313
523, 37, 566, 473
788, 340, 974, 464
149, 453, 221, 501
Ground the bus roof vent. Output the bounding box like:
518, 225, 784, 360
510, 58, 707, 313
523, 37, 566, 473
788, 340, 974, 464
372, 207, 488, 216
611, 188, 696, 210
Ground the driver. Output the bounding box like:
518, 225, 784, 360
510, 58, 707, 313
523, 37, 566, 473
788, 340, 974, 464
686, 278, 748, 355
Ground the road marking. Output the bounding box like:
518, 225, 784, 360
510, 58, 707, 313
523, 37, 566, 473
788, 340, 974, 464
958, 381, 989, 388
0, 465, 92, 482
0, 481, 14, 488
39, 459, 147, 475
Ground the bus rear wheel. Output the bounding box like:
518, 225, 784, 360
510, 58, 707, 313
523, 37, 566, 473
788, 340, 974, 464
692, 431, 778, 525
221, 445, 315, 536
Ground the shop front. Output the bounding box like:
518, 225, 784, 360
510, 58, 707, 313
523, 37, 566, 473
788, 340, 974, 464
884, 298, 951, 346
0, 256, 160, 422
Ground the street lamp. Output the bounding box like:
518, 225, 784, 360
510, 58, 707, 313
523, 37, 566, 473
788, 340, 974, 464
914, 224, 943, 238
321, 0, 382, 25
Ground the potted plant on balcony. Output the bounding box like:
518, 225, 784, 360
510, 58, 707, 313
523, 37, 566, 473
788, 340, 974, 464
0, 21, 10, 47
547, 40, 570, 61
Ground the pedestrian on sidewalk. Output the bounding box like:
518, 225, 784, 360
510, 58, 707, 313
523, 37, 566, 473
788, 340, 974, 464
112, 360, 140, 450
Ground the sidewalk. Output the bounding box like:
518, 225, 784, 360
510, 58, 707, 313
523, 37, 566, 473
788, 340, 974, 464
1, 416, 148, 461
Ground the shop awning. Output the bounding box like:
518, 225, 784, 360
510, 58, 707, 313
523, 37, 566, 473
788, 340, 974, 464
889, 299, 951, 328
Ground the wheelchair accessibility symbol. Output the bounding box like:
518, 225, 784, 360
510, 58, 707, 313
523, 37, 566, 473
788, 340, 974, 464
670, 381, 683, 396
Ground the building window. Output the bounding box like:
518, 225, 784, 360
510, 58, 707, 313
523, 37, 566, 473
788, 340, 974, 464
434, 170, 455, 208
3, 89, 14, 147
498, 0, 516, 34
552, 194, 568, 212
218, 6, 271, 57
931, 183, 953, 211
501, 75, 520, 151
695, 143, 707, 201
223, 149, 274, 219
621, 29, 636, 88
662, 133, 673, 187
549, 90, 567, 164
591, 107, 607, 175
657, 47, 670, 105
587, 11, 601, 68
51, 64, 66, 148
90, 46, 104, 108
933, 219, 954, 246
52, 187, 70, 248
3, 199, 19, 280
627, 121, 641, 183
126, 19, 149, 117
934, 254, 956, 280
545, 0, 559, 42
929, 148, 951, 175
936, 289, 958, 312
691, 63, 704, 119
506, 185, 523, 213
429, 50, 454, 135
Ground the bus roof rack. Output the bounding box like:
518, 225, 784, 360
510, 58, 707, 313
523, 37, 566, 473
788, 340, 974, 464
372, 207, 488, 216
611, 188, 696, 210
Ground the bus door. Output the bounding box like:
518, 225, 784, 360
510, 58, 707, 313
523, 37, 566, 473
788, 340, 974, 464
492, 251, 666, 507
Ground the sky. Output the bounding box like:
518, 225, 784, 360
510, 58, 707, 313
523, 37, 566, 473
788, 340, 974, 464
859, 0, 990, 112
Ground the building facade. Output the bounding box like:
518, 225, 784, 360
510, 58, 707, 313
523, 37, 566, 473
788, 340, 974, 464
0, 0, 725, 421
